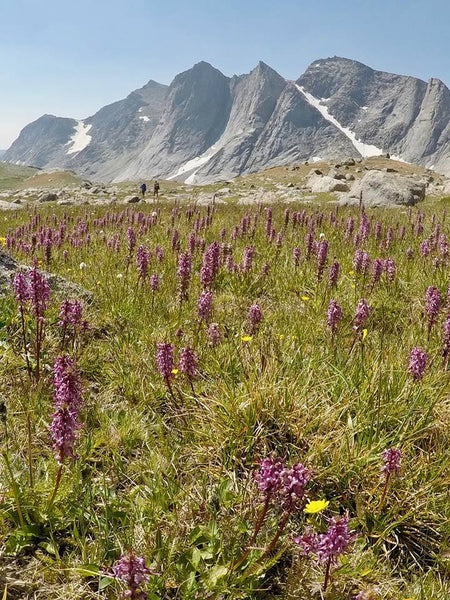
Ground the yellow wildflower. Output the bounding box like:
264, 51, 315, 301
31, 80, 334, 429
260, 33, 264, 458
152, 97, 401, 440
171, 368, 179, 375
362, 329, 368, 340
349, 270, 354, 276
301, 295, 310, 301
241, 336, 253, 342
304, 499, 329, 514
0, 237, 6, 245
351, 283, 356, 289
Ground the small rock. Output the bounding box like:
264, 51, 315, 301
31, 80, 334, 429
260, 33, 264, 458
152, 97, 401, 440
39, 192, 58, 202
123, 195, 140, 204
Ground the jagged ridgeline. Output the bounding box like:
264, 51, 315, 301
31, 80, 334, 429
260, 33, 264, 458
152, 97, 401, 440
4, 57, 450, 183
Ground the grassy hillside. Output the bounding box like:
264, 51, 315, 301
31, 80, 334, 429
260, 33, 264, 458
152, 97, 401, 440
0, 161, 38, 190
0, 194, 448, 598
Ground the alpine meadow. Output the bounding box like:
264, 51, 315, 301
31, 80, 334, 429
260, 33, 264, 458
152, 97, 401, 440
0, 187, 448, 598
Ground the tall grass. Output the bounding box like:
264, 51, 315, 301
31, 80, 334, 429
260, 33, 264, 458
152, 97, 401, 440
0, 199, 448, 599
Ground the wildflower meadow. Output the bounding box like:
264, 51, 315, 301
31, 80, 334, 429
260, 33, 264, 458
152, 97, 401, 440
0, 198, 448, 599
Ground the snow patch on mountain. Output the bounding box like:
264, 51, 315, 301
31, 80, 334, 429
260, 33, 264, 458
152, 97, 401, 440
66, 122, 92, 154
168, 145, 220, 184
295, 85, 384, 158
139, 116, 150, 122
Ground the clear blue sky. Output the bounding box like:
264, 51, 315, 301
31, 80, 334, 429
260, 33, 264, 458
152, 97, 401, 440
1, 0, 449, 148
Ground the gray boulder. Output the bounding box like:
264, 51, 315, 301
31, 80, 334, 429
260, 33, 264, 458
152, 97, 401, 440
308, 173, 350, 193
344, 171, 426, 206
39, 192, 58, 202
0, 248, 92, 301
123, 195, 141, 204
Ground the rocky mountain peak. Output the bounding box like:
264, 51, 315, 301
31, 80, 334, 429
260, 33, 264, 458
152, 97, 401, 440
3, 58, 450, 182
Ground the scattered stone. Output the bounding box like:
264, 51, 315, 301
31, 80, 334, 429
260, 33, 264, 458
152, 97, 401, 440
0, 200, 23, 211
39, 192, 58, 202
383, 167, 398, 173
123, 195, 140, 204
215, 187, 232, 195
308, 173, 350, 193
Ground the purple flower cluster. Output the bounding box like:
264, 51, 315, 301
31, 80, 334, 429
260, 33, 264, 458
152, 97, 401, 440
156, 343, 174, 381
200, 242, 220, 289
353, 250, 370, 276
354, 299, 370, 330
58, 299, 83, 328
255, 456, 312, 512
408, 347, 427, 380
328, 260, 340, 288
316, 239, 329, 281
178, 346, 198, 380
177, 252, 192, 301
13, 265, 51, 317
111, 553, 150, 600
295, 515, 356, 566
381, 447, 402, 477
207, 322, 221, 347
150, 274, 160, 292
197, 291, 213, 322
425, 286, 441, 333
248, 303, 263, 335
327, 300, 343, 335
51, 355, 83, 463
384, 257, 396, 282
136, 245, 150, 280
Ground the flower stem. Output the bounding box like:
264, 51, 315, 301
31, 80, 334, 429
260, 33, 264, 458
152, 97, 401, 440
323, 556, 332, 592
47, 463, 64, 512
259, 510, 290, 562
26, 412, 34, 488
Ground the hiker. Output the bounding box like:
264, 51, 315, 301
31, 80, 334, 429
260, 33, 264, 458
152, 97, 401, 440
140, 182, 147, 197
153, 180, 160, 199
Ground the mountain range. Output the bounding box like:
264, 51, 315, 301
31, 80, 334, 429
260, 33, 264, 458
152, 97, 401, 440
3, 57, 450, 183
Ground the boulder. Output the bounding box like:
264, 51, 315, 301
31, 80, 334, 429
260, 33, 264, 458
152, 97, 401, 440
0, 248, 92, 301
308, 173, 349, 193
123, 195, 141, 204
0, 200, 23, 211
215, 187, 232, 195
442, 180, 450, 196
39, 192, 58, 202
342, 171, 426, 206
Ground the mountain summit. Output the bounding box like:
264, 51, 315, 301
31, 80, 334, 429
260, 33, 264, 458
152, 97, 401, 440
4, 58, 450, 182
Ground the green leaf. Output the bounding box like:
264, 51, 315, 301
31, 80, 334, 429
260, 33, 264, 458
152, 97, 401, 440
205, 564, 228, 587
75, 563, 101, 577
99, 576, 114, 591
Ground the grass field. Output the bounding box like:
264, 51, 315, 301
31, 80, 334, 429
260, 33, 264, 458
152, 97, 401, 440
0, 196, 448, 599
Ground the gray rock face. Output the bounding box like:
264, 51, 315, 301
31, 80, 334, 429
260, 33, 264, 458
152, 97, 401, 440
4, 115, 77, 167
4, 57, 450, 183
342, 171, 426, 206
297, 57, 450, 175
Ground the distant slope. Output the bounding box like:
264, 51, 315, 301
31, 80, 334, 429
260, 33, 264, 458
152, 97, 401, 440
4, 57, 450, 182
0, 162, 38, 190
